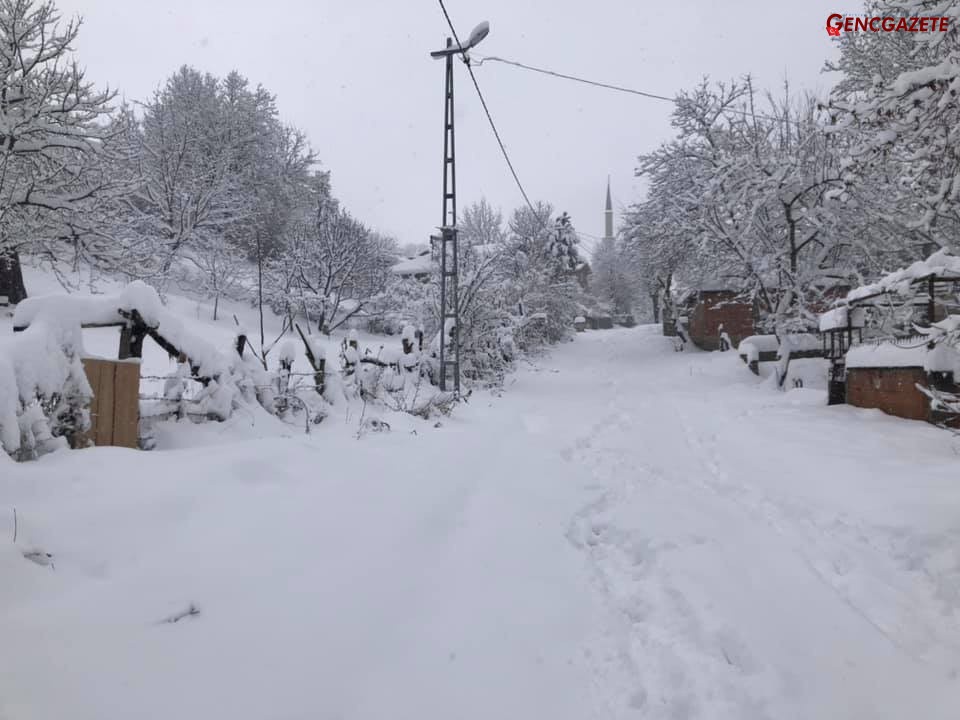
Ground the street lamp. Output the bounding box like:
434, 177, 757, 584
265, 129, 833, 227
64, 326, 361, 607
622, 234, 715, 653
429, 21, 489, 395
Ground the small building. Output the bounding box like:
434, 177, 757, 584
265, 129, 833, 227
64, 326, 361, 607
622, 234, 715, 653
683, 288, 756, 351
820, 249, 960, 423
845, 342, 934, 422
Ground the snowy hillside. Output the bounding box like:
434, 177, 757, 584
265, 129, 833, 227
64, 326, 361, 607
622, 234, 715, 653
2, 282, 959, 718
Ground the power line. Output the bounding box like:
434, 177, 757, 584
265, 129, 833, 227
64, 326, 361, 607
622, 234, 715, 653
472, 54, 819, 128
435, 0, 546, 225
474, 55, 675, 103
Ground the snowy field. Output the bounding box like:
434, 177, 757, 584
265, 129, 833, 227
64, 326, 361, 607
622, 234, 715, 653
2, 317, 960, 718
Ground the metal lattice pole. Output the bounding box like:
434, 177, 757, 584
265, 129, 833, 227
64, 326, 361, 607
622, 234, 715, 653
437, 37, 460, 395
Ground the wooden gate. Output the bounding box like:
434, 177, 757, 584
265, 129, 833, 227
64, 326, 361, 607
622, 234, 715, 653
80, 358, 140, 448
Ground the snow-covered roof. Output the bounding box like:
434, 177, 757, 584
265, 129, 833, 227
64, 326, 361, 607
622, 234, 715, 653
738, 335, 779, 354
846, 341, 928, 369
698, 285, 742, 294
778, 333, 821, 354
391, 252, 435, 277
737, 334, 779, 363
819, 306, 866, 332
846, 249, 960, 303
689, 275, 751, 294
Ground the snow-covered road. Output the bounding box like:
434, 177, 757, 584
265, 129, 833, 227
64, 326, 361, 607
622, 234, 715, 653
2, 325, 959, 719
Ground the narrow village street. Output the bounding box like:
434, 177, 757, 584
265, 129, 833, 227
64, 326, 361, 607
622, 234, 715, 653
4, 325, 958, 719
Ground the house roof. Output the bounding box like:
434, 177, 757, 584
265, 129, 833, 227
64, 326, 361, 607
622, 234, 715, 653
391, 251, 435, 277
846, 249, 960, 304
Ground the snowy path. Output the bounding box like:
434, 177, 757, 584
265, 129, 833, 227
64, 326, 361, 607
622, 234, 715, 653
2, 325, 960, 719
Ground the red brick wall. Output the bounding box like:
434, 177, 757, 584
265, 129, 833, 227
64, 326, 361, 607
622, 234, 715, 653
688, 292, 755, 351
846, 367, 929, 421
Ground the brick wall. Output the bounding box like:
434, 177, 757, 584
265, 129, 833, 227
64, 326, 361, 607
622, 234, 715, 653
688, 291, 755, 351
846, 367, 929, 421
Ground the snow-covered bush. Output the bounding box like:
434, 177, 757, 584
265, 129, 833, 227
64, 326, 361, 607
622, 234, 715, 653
14, 282, 290, 432
330, 326, 453, 418
0, 319, 91, 460
363, 273, 434, 338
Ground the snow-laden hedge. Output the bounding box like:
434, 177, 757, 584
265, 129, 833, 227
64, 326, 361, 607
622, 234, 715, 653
0, 318, 91, 460
3, 282, 460, 459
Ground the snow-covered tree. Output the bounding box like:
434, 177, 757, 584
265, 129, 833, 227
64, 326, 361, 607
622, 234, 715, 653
826, 0, 960, 253
129, 67, 244, 286
591, 235, 641, 315
125, 67, 315, 294
186, 234, 247, 320
628, 76, 909, 333
454, 199, 516, 380
268, 190, 394, 334
0, 0, 123, 304
501, 204, 584, 344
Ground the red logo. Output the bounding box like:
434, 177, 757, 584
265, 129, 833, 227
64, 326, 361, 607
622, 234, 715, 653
827, 13, 950, 34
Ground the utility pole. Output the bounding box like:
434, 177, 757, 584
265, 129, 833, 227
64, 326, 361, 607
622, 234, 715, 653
436, 38, 459, 394
430, 23, 489, 395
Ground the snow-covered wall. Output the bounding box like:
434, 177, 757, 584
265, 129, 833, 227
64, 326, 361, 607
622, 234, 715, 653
846, 341, 928, 369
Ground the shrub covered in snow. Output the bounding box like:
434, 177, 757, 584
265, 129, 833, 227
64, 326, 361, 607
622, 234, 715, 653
0, 319, 91, 460
329, 328, 454, 419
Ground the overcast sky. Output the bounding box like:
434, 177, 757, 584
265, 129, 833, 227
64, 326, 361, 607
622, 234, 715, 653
55, 0, 844, 254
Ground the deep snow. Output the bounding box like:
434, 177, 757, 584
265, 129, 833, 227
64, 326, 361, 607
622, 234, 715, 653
2, 322, 960, 719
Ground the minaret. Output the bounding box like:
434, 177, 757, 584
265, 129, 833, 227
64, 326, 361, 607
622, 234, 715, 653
604, 176, 614, 241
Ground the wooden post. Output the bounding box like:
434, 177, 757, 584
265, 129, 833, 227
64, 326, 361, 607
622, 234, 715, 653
118, 325, 133, 359
295, 323, 326, 395
118, 323, 146, 360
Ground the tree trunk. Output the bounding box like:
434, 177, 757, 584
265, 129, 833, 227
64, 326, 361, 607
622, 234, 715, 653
0, 249, 28, 305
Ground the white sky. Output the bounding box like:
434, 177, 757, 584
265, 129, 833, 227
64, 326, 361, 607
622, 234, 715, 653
55, 0, 843, 252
